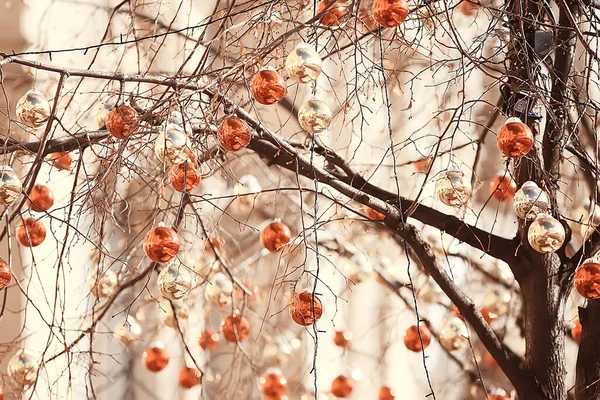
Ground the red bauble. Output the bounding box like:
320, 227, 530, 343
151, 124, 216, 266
571, 319, 582, 344
221, 314, 250, 342
496, 118, 534, 157
0, 259, 11, 290
49, 152, 73, 170
330, 375, 354, 398
250, 68, 287, 105
106, 104, 139, 139
199, 330, 220, 350
317, 1, 348, 25
218, 118, 251, 151
0, 385, 3, 400
575, 261, 600, 299
261, 371, 287, 398
28, 184, 54, 212
290, 291, 323, 326
488, 395, 510, 400
480, 307, 499, 323
403, 325, 432, 352
379, 386, 395, 400
372, 0, 409, 27
459, 0, 480, 15
489, 175, 516, 201
333, 330, 352, 347
178, 366, 202, 389
169, 161, 201, 192
143, 227, 180, 263
365, 206, 385, 220
17, 217, 46, 247
143, 346, 169, 372
260, 222, 292, 252
414, 157, 432, 172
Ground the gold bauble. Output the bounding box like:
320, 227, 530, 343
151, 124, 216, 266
158, 264, 193, 300
439, 317, 469, 350
16, 89, 51, 129
154, 123, 190, 164
7, 350, 39, 387
435, 170, 471, 206
285, 42, 322, 83
298, 99, 332, 134
527, 212, 565, 253
0, 166, 22, 205
86, 268, 118, 298
204, 272, 234, 307
513, 181, 550, 220
113, 315, 142, 347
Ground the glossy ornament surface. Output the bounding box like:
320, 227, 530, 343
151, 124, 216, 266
143, 227, 180, 263
17, 217, 46, 247
155, 123, 189, 164
106, 104, 139, 139
221, 314, 250, 342
373, 0, 409, 27
218, 118, 252, 151
49, 152, 73, 170
0, 166, 22, 205
143, 345, 169, 372
16, 89, 51, 129
379, 386, 395, 400
0, 259, 11, 290
575, 259, 600, 299
527, 213, 565, 253
199, 330, 220, 350
439, 317, 469, 350
158, 264, 192, 300
317, 1, 348, 25
261, 368, 287, 398
169, 160, 201, 193
489, 173, 516, 201
95, 99, 115, 129
460, 0, 480, 15
113, 315, 142, 347
497, 117, 534, 157
513, 181, 549, 220
261, 221, 292, 252
571, 319, 582, 343
86, 269, 118, 298
28, 184, 54, 212
365, 206, 385, 220
298, 99, 332, 134
205, 272, 234, 307
480, 307, 499, 323
403, 324, 432, 352
285, 42, 323, 83
8, 350, 39, 387
414, 156, 433, 172
333, 330, 352, 347
251, 67, 287, 105
435, 170, 472, 206
290, 291, 323, 326
179, 366, 202, 389
330, 375, 354, 398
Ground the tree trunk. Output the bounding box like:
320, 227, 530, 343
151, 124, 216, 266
575, 300, 600, 399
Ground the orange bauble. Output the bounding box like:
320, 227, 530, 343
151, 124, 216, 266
364, 206, 385, 220
49, 152, 73, 170
0, 258, 11, 290
575, 260, 600, 299
17, 217, 46, 247
169, 161, 201, 192
143, 227, 180, 263
414, 157, 432, 172
251, 68, 287, 105
261, 371, 287, 398
178, 366, 202, 389
0, 385, 3, 400
372, 0, 409, 27
488, 395, 510, 400
290, 291, 323, 326
489, 174, 516, 201
496, 117, 534, 157
143, 346, 169, 372
261, 221, 292, 252
218, 118, 251, 151
221, 314, 250, 342
317, 1, 348, 25
330, 375, 354, 398
459, 0, 480, 15
199, 330, 220, 350
333, 330, 352, 347
572, 319, 582, 344
28, 184, 54, 212
106, 104, 139, 139
379, 386, 395, 400
403, 325, 432, 352
480, 307, 499, 323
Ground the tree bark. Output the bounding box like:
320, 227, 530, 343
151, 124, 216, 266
576, 300, 600, 399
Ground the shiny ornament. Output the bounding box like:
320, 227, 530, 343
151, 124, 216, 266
218, 118, 252, 151
403, 325, 432, 352
0, 166, 22, 205
290, 291, 323, 326
298, 99, 332, 134
113, 315, 142, 347
373, 0, 409, 27
49, 152, 73, 170
435, 170, 472, 206
571, 319, 582, 343
251, 67, 287, 105
199, 330, 220, 350
489, 173, 516, 201
205, 272, 234, 307
0, 259, 10, 290
158, 264, 193, 300
143, 345, 169, 372
261, 368, 287, 398
95, 99, 115, 129
439, 317, 469, 350
496, 117, 534, 157
143, 226, 180, 263
460, 0, 480, 15
330, 375, 354, 398
364, 206, 385, 220
487, 389, 510, 400
261, 221, 292, 252
7, 350, 39, 387
317, 0, 348, 25
285, 42, 322, 83
179, 366, 202, 389
480, 307, 499, 324
333, 330, 352, 347
106, 104, 139, 139
379, 386, 395, 400
0, 385, 3, 400
169, 159, 201, 193
527, 213, 565, 253
575, 258, 600, 299
28, 184, 54, 212
155, 123, 189, 164
16, 217, 46, 247
16, 89, 51, 129
221, 314, 250, 342
87, 269, 118, 298
513, 181, 549, 220
414, 157, 432, 172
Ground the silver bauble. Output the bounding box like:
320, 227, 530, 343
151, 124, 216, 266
298, 99, 332, 133
285, 42, 322, 83
513, 181, 550, 220
154, 123, 189, 164
527, 212, 565, 253
16, 89, 51, 129
158, 264, 193, 300
204, 272, 234, 307
0, 166, 22, 205
113, 315, 142, 347
435, 170, 472, 206
86, 268, 118, 298
8, 349, 39, 387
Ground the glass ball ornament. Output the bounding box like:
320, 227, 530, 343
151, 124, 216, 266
204, 272, 234, 307
0, 166, 22, 205
460, 0, 481, 15
158, 264, 193, 300
261, 368, 287, 398
251, 67, 287, 105
571, 318, 582, 343
513, 181, 549, 220
199, 330, 220, 350
480, 307, 499, 324
16, 217, 46, 247
414, 156, 433, 172
7, 350, 39, 387
364, 206, 385, 220
28, 184, 54, 212
330, 375, 354, 398
169, 158, 201, 193
143, 344, 170, 372
285, 42, 322, 84
86, 269, 118, 298
379, 386, 395, 400
221, 313, 250, 342
298, 98, 332, 134
261, 221, 292, 252
155, 123, 189, 164
496, 117, 534, 157
49, 152, 73, 170
489, 173, 516, 201
113, 315, 142, 347
106, 104, 140, 139
372, 0, 409, 27
143, 226, 180, 263
333, 330, 352, 347
218, 118, 252, 151
403, 324, 432, 352
95, 99, 116, 129
178, 366, 202, 389
290, 291, 323, 326
435, 170, 472, 206
439, 317, 469, 350
0, 258, 10, 290
575, 258, 600, 299
16, 89, 51, 129
317, 0, 348, 25
527, 212, 565, 253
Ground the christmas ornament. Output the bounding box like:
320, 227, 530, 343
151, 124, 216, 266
489, 173, 516, 201
95, 99, 115, 129
169, 159, 201, 193
317, 1, 348, 25
333, 330, 352, 347
330, 375, 354, 398
204, 272, 234, 307
439, 317, 469, 350
16, 89, 51, 129
364, 206, 385, 220
158, 264, 192, 300
290, 291, 323, 326
155, 123, 189, 164
49, 152, 73, 170
17, 217, 46, 247
298, 98, 332, 133
178, 366, 202, 389
86, 269, 118, 298
459, 0, 480, 15
7, 350, 39, 387
435, 170, 472, 206
261, 368, 287, 398
513, 181, 549, 220
28, 184, 54, 212
106, 104, 139, 139
527, 212, 565, 253
372, 0, 409, 27
261, 221, 292, 252
285, 42, 322, 83
487, 389, 510, 400
0, 166, 22, 205
480, 307, 498, 323
496, 117, 533, 157
379, 386, 395, 400
218, 118, 252, 151
0, 385, 3, 400
143, 344, 169, 372
113, 315, 142, 347
143, 226, 180, 263
414, 156, 432, 171
404, 324, 432, 352
0, 259, 10, 290
575, 257, 600, 299
571, 319, 582, 343
251, 67, 287, 105
221, 314, 250, 342
199, 330, 220, 350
